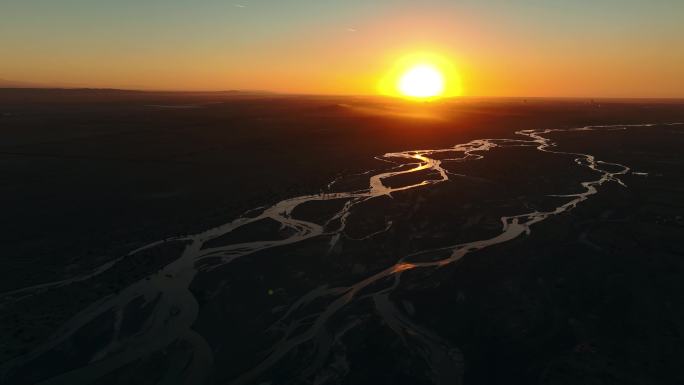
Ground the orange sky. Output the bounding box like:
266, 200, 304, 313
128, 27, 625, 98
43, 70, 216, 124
2, 1, 683, 97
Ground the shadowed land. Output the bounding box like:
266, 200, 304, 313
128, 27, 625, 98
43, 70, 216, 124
1, 89, 684, 385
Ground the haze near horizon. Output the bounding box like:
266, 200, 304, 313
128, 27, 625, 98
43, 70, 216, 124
1, 0, 683, 97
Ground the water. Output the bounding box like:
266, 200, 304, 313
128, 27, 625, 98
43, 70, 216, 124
2, 122, 681, 385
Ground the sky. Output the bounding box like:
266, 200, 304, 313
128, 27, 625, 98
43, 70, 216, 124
1, 0, 683, 97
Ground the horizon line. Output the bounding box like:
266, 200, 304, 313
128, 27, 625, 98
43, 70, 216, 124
1, 87, 684, 101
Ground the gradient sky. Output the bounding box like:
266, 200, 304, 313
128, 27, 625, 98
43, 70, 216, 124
2, 0, 683, 97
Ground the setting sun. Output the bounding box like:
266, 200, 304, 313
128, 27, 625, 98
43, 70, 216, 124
3, 1, 684, 384
398, 65, 445, 98
378, 52, 462, 100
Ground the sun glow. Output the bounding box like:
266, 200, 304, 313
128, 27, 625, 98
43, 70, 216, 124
379, 52, 462, 100
398, 65, 445, 98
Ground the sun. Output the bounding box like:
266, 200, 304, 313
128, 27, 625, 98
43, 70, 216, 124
378, 52, 461, 100
398, 64, 445, 98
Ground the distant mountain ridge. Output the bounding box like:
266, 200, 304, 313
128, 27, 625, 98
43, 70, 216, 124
0, 78, 44, 88
0, 80, 277, 94
0, 78, 81, 89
